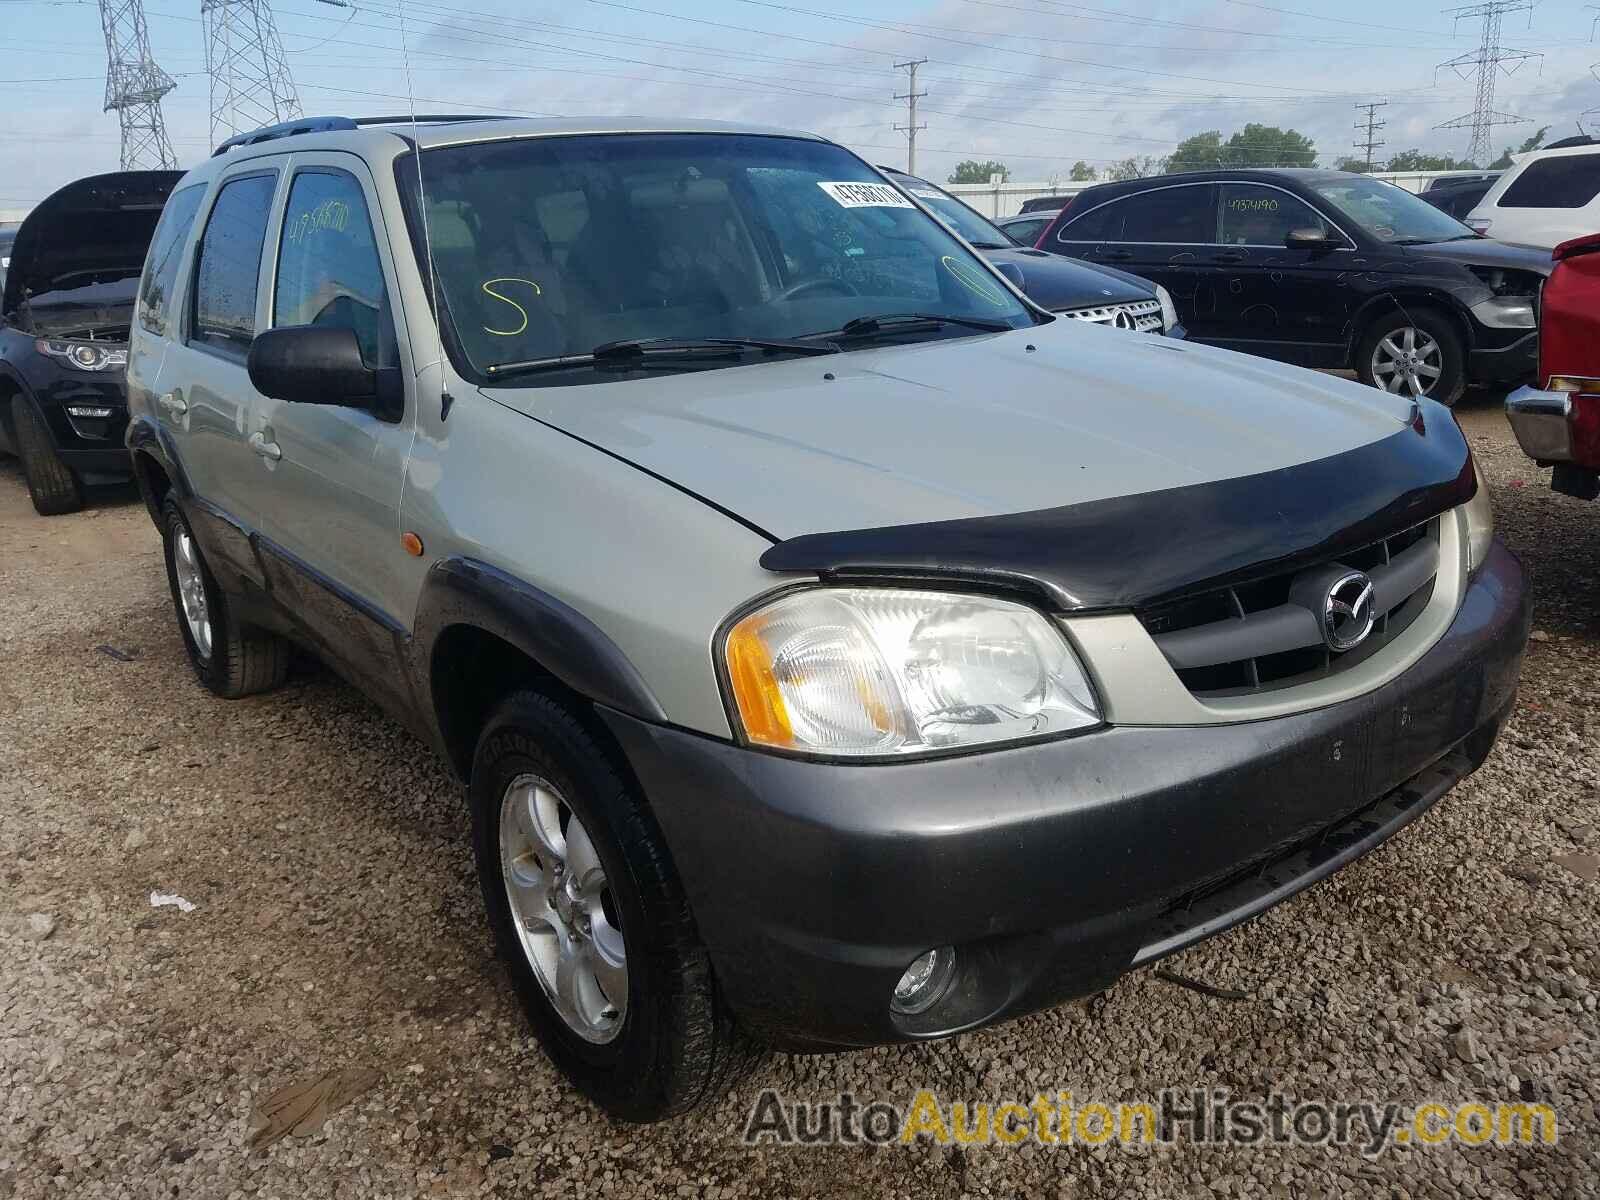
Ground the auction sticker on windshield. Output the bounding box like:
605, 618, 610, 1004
819, 181, 915, 209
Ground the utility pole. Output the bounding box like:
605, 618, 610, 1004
1435, 2, 1543, 166
202, 0, 302, 142
98, 0, 177, 169
1353, 100, 1388, 171
894, 58, 927, 176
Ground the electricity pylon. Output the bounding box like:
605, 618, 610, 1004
98, 0, 177, 169
1435, 2, 1543, 165
202, 0, 302, 142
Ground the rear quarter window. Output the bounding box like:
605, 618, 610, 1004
1498, 155, 1600, 210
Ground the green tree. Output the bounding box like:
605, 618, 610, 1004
1169, 130, 1225, 172
1169, 125, 1316, 171
948, 160, 1010, 184
1106, 155, 1167, 181
1223, 124, 1316, 168
1069, 160, 1096, 181
1385, 149, 1478, 172
1489, 126, 1549, 170
1333, 155, 1373, 173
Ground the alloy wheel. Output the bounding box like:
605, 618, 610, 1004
173, 530, 213, 660
498, 773, 628, 1044
1370, 326, 1443, 397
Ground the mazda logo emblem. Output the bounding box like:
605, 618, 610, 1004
1112, 310, 1135, 330
1322, 571, 1376, 652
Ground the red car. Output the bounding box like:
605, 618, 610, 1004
1506, 232, 1600, 500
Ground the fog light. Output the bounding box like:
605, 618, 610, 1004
66, 406, 115, 418
891, 946, 956, 1015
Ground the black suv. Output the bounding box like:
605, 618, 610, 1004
1037, 168, 1549, 404
0, 171, 181, 513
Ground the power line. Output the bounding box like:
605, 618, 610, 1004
893, 57, 926, 175
1354, 99, 1388, 171
1435, 2, 1543, 165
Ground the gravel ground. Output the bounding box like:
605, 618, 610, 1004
1, 393, 1596, 1199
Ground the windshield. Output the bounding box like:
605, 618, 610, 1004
1309, 176, 1477, 245
888, 174, 1013, 247
397, 133, 1033, 382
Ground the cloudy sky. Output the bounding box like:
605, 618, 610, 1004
4, 0, 1599, 206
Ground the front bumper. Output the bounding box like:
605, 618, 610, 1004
603, 540, 1529, 1049
1469, 329, 1538, 386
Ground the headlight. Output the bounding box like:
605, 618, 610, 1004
35, 338, 128, 372
1154, 284, 1178, 334
721, 587, 1101, 757
1469, 296, 1536, 329
1464, 459, 1495, 576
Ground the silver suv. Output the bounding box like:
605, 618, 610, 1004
127, 115, 1529, 1121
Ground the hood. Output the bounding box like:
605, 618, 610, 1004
484, 318, 1421, 545
982, 246, 1153, 310
2, 171, 182, 325
1404, 237, 1554, 277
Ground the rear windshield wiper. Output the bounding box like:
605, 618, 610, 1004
484, 335, 839, 380
830, 312, 1014, 340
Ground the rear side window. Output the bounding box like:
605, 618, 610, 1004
191, 172, 277, 356
274, 169, 396, 369
137, 183, 205, 336
1219, 184, 1331, 246
1499, 154, 1600, 209
1058, 185, 1217, 243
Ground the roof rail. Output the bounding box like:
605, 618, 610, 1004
211, 113, 514, 157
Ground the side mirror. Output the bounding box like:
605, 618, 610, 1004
1285, 227, 1337, 251
247, 325, 376, 409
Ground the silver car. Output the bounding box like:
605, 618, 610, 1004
126, 115, 1527, 1121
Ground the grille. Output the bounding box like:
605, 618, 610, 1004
1138, 519, 1440, 697
1056, 297, 1164, 333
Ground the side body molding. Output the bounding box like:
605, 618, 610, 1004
760, 404, 1475, 613
410, 557, 669, 725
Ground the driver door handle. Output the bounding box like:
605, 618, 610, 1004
157, 392, 187, 417
1211, 251, 1248, 264
249, 431, 282, 462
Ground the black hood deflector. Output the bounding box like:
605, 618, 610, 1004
759, 402, 1475, 612
2, 170, 182, 321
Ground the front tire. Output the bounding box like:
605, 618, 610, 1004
12, 397, 82, 515
161, 497, 289, 698
470, 689, 750, 1121
1355, 308, 1466, 406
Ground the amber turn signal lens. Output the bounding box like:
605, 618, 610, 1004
401, 532, 424, 557
724, 616, 793, 748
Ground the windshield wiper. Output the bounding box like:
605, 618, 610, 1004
831, 312, 1014, 340
594, 335, 839, 359
484, 335, 838, 380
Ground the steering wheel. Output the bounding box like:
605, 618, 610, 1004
774, 277, 860, 302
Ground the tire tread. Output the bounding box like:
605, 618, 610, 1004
12, 398, 82, 515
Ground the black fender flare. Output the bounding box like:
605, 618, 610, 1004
125, 414, 193, 524
410, 556, 668, 727
0, 363, 30, 443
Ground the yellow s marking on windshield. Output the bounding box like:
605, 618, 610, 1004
481, 277, 542, 336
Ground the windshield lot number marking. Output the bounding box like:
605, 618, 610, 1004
818, 182, 915, 209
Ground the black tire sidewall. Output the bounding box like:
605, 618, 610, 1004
470, 695, 692, 1118
1355, 308, 1466, 406
161, 498, 226, 692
